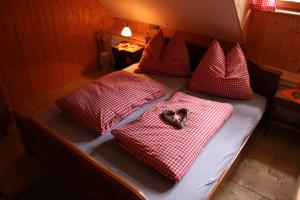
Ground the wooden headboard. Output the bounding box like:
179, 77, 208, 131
185, 42, 207, 71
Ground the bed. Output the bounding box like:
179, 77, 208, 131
13, 42, 280, 200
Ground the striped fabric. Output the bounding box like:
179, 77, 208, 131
136, 29, 191, 77
251, 0, 276, 11
112, 92, 233, 182
56, 71, 166, 134
189, 40, 254, 100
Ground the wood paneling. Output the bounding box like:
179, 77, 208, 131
0, 125, 25, 173
99, 0, 243, 43
0, 86, 11, 131
246, 10, 300, 75
234, 0, 251, 43
0, 0, 113, 109
111, 17, 237, 51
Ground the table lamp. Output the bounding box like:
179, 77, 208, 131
119, 24, 135, 48
121, 25, 132, 37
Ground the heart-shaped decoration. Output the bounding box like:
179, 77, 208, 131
161, 108, 189, 129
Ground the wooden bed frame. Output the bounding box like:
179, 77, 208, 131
13, 43, 281, 200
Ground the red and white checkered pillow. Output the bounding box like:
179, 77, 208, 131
145, 28, 165, 59
137, 29, 191, 77
112, 92, 233, 182
55, 71, 166, 134
188, 40, 254, 99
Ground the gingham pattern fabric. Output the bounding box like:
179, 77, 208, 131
188, 40, 254, 100
55, 71, 166, 134
146, 28, 165, 59
112, 92, 233, 182
251, 0, 276, 11
137, 29, 191, 77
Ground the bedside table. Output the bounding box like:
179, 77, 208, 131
111, 42, 144, 70
272, 80, 300, 126
275, 81, 300, 110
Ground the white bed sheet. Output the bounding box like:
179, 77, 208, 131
34, 64, 266, 200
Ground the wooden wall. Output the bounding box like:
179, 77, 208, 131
5, 0, 299, 111
0, 0, 113, 109
234, 0, 251, 43
111, 17, 237, 52
0, 85, 11, 131
100, 0, 243, 43
246, 10, 300, 74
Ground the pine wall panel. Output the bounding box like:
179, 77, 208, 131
246, 10, 300, 74
0, 0, 113, 109
111, 17, 237, 52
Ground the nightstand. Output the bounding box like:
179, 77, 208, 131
272, 80, 300, 126
111, 42, 144, 70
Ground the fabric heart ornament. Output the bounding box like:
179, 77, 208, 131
161, 108, 189, 129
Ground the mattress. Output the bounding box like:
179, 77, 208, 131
34, 64, 266, 200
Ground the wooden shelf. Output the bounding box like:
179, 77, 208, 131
263, 64, 300, 85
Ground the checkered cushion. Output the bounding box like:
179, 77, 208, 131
112, 92, 233, 182
188, 40, 254, 99
137, 29, 191, 77
146, 28, 165, 59
56, 71, 166, 134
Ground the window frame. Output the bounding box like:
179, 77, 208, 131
277, 0, 300, 12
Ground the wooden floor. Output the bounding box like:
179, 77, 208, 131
0, 121, 299, 200
213, 122, 300, 200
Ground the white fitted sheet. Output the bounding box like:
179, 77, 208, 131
34, 64, 266, 200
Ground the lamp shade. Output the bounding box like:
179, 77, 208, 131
121, 26, 132, 37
